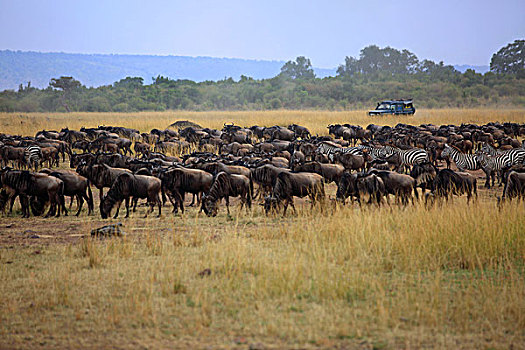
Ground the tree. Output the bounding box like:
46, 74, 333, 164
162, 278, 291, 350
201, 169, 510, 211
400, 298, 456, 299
49, 76, 81, 112
280, 56, 316, 80
337, 56, 359, 77
50, 76, 81, 91
490, 39, 525, 75
337, 45, 419, 77
114, 77, 144, 90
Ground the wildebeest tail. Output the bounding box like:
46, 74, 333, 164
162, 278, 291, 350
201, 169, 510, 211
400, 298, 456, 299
249, 176, 255, 200
57, 180, 66, 214
86, 179, 94, 212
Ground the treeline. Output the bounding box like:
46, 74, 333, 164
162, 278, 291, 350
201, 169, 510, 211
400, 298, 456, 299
1, 41, 524, 112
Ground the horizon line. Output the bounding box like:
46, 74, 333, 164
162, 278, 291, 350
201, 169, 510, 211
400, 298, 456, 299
0, 49, 490, 69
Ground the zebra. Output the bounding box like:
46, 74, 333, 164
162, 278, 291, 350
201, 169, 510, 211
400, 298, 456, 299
24, 145, 42, 171
441, 144, 480, 172
475, 151, 513, 188
316, 141, 362, 162
379, 146, 429, 172
357, 144, 383, 160
481, 143, 525, 165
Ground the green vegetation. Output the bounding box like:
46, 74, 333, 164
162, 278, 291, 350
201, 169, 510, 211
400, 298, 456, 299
1, 41, 524, 112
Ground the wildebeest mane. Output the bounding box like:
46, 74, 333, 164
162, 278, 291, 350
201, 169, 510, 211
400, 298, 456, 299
207, 172, 232, 202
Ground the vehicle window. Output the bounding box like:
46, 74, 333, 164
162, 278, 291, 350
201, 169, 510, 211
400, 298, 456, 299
377, 103, 390, 110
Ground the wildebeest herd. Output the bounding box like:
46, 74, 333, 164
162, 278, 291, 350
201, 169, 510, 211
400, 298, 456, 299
0, 121, 524, 219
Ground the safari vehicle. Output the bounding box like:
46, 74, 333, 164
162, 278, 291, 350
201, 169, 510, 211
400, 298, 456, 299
368, 99, 415, 116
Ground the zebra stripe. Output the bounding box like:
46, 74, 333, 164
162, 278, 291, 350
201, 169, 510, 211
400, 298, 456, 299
380, 146, 429, 167
357, 144, 383, 160
441, 144, 480, 172
24, 145, 42, 171
476, 152, 512, 172
316, 142, 362, 161
475, 151, 512, 187
481, 143, 525, 166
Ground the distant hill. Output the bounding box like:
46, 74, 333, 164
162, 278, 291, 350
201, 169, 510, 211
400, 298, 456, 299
453, 64, 490, 74
0, 50, 336, 91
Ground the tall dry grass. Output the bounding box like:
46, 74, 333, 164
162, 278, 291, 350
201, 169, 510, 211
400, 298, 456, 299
2, 109, 525, 136
0, 200, 523, 348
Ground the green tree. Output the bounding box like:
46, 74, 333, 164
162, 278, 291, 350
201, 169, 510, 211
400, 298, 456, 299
114, 77, 144, 90
280, 56, 316, 80
490, 39, 525, 75
49, 76, 82, 112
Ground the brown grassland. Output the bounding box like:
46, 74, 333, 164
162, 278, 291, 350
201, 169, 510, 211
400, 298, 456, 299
0, 109, 524, 349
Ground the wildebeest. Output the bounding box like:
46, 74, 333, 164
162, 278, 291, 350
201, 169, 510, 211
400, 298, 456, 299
1, 146, 26, 168
410, 162, 438, 196
264, 172, 325, 215
336, 172, 359, 204
336, 172, 384, 205
100, 173, 161, 219
134, 142, 151, 157
250, 164, 289, 199
427, 169, 477, 204
40, 169, 93, 216
500, 167, 525, 202
0, 168, 65, 217
292, 161, 344, 184
201, 172, 252, 217
368, 170, 418, 205
288, 124, 311, 139
356, 173, 385, 205
159, 167, 213, 214
333, 152, 367, 172
76, 162, 132, 200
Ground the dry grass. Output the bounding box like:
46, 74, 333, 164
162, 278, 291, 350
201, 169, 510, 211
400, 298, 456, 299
0, 110, 524, 349
2, 108, 525, 136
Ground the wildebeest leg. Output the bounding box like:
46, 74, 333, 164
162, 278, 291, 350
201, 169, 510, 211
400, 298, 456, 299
69, 196, 75, 210
156, 193, 161, 217
161, 188, 168, 206
99, 188, 104, 201
57, 192, 66, 217
290, 199, 297, 215
20, 195, 30, 218
225, 196, 230, 215
144, 201, 152, 218
43, 193, 54, 218
132, 198, 138, 212
375, 191, 383, 206
75, 194, 84, 216
483, 169, 491, 188
189, 193, 196, 207
282, 199, 289, 216
113, 200, 122, 219
178, 191, 185, 214
124, 198, 131, 218
8, 193, 17, 214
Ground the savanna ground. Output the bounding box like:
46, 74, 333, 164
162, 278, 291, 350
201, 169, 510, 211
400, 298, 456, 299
0, 109, 524, 349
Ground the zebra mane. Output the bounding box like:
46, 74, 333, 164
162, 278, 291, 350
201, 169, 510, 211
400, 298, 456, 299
446, 144, 463, 153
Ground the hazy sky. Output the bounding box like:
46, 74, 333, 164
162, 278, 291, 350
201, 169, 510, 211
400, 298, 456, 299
0, 0, 523, 67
